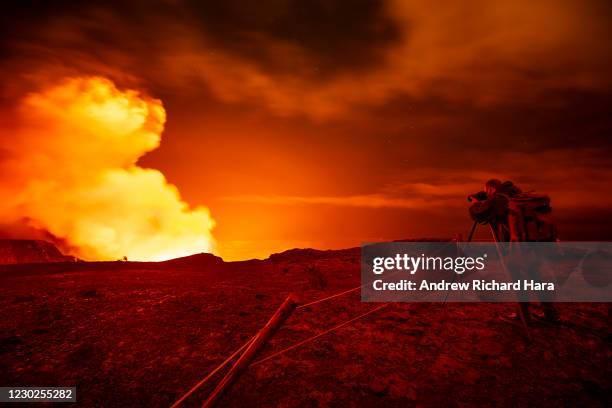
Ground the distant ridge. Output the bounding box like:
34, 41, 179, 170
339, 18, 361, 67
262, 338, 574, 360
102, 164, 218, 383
265, 239, 453, 263
0, 238, 453, 267
0, 239, 77, 264
160, 252, 224, 268
267, 247, 360, 263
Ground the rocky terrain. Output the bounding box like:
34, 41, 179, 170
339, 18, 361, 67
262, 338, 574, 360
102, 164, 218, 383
0, 245, 609, 407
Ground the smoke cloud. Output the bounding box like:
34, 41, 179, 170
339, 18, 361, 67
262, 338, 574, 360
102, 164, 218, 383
0, 77, 215, 261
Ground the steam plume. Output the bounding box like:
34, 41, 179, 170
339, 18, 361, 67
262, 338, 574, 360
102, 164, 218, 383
0, 77, 215, 261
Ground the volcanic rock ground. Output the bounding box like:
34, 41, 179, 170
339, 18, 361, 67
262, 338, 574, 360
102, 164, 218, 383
0, 247, 610, 407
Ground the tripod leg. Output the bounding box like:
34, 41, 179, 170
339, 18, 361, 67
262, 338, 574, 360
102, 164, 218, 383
489, 225, 532, 343
467, 221, 478, 243
443, 221, 478, 304
442, 222, 478, 306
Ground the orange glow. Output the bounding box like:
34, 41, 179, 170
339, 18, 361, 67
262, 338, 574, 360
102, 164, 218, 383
1, 1, 611, 261
0, 77, 215, 261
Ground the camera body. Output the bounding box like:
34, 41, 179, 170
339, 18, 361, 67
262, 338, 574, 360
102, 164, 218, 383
467, 191, 488, 202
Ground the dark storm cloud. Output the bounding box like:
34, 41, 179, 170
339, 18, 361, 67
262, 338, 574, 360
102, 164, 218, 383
0, 0, 401, 87
184, 0, 402, 76
2, 0, 611, 122
1, 0, 611, 128
362, 88, 612, 155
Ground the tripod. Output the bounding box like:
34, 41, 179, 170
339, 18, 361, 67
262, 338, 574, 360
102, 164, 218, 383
458, 221, 532, 342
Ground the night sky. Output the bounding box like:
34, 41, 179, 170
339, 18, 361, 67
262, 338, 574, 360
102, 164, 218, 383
1, 0, 611, 260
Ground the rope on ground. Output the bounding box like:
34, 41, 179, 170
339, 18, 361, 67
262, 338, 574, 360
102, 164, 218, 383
296, 285, 363, 309
170, 334, 257, 408
171, 302, 389, 406
295, 264, 411, 310
294, 244, 457, 310
250, 303, 390, 367
170, 287, 366, 407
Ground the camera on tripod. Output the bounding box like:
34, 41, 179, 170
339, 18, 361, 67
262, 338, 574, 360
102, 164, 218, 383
467, 191, 488, 202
